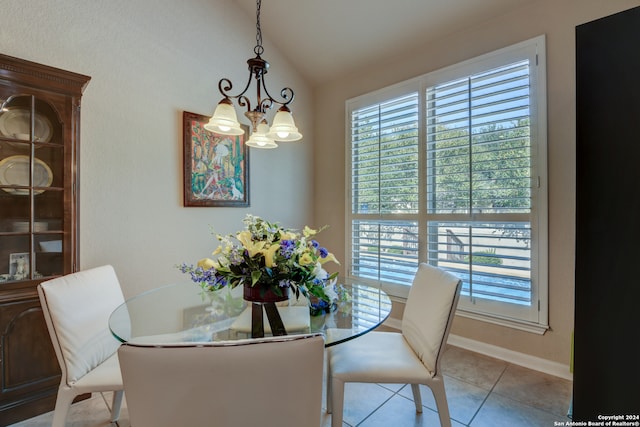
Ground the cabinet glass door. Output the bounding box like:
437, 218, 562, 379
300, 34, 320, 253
0, 94, 64, 283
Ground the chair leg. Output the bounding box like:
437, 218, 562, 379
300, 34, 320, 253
410, 383, 423, 413
330, 377, 345, 427
110, 390, 124, 421
51, 387, 76, 427
326, 356, 332, 414
430, 380, 452, 427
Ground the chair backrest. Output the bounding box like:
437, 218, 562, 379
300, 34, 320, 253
118, 334, 325, 427
401, 263, 462, 376
37, 265, 125, 384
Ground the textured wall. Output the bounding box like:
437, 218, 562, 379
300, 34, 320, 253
1, 0, 314, 297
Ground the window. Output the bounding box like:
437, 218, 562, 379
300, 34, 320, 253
346, 36, 548, 332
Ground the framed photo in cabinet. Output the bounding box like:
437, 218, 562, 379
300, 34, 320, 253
182, 111, 249, 207
8, 252, 29, 280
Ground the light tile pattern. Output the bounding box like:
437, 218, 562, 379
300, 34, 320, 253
9, 345, 572, 427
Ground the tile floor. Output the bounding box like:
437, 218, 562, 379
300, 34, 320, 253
9, 345, 573, 427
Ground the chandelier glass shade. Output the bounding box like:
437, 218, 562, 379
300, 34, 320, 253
205, 0, 302, 148
205, 99, 244, 135
266, 106, 302, 141
246, 121, 278, 149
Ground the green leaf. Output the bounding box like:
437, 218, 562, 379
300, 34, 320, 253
251, 270, 262, 286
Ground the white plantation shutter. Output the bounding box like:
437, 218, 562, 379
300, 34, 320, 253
426, 221, 532, 306
426, 59, 537, 322
346, 36, 548, 331
351, 219, 419, 285
350, 92, 421, 285
426, 60, 532, 215
351, 93, 419, 215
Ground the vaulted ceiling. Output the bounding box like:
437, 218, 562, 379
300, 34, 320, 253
232, 0, 539, 86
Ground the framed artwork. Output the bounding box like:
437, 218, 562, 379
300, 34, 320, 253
183, 111, 249, 207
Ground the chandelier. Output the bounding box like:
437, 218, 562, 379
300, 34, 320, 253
205, 0, 302, 149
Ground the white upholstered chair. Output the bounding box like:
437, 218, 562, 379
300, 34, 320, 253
327, 263, 462, 427
37, 265, 125, 427
118, 333, 325, 427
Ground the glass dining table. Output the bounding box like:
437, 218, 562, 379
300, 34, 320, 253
109, 279, 392, 347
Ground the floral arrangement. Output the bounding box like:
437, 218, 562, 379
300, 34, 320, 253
178, 214, 341, 307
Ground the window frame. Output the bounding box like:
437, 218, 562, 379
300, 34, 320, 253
345, 35, 548, 333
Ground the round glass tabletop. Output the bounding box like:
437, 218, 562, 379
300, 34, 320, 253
109, 280, 391, 347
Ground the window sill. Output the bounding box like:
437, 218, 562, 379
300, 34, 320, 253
455, 309, 549, 335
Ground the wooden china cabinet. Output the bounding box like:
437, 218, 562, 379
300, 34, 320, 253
0, 54, 90, 425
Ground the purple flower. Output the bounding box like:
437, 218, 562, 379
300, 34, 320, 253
319, 247, 329, 258
311, 240, 320, 249
310, 298, 329, 309
279, 279, 292, 288
280, 240, 296, 258
178, 263, 227, 290
229, 249, 244, 264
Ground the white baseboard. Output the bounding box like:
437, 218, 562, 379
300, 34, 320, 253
382, 318, 573, 381
447, 334, 573, 381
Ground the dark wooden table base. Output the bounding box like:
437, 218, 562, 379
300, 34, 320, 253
251, 302, 287, 337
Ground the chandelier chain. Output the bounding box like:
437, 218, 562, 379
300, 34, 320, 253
254, 0, 264, 57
